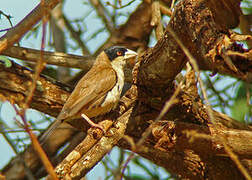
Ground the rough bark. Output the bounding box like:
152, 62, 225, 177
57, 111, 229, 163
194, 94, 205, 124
1, 0, 252, 179
0, 0, 61, 52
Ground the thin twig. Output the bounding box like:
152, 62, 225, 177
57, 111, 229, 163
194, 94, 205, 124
0, 28, 13, 33
0, 0, 60, 53
0, 10, 14, 28
12, 1, 59, 179
159, 4, 172, 17
151, 1, 163, 40
111, 0, 117, 25
12, 104, 58, 180
1, 122, 38, 180
185, 130, 252, 180
170, 0, 176, 10
0, 123, 19, 154
121, 76, 185, 178
167, 26, 251, 180
89, 0, 114, 32
204, 74, 227, 112
121, 153, 135, 178
106, 0, 136, 9
167, 26, 216, 124
62, 14, 90, 55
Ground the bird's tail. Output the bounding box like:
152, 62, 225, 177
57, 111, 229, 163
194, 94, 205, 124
39, 119, 62, 145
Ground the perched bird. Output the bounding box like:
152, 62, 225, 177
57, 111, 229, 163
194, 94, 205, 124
40, 46, 138, 143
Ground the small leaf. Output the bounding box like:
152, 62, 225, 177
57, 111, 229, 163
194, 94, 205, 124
231, 82, 252, 123
0, 56, 12, 67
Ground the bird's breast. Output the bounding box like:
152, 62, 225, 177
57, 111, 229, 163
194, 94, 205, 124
101, 64, 124, 109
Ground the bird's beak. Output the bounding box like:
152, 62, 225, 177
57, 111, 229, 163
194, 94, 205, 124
124, 49, 138, 60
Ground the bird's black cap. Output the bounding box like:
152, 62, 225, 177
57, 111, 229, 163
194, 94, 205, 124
104, 46, 128, 61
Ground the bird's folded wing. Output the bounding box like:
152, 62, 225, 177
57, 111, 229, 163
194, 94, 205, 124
57, 66, 117, 120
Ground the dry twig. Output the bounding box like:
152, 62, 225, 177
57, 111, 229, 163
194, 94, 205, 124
0, 0, 60, 53
167, 26, 251, 180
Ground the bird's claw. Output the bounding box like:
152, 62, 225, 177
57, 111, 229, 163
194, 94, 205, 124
81, 114, 106, 134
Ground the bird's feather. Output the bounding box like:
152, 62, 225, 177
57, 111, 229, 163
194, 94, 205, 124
39, 53, 117, 143
57, 66, 117, 121
39, 118, 63, 144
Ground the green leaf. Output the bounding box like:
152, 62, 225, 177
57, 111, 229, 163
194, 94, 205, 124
231, 99, 250, 122
231, 82, 252, 122
0, 56, 12, 67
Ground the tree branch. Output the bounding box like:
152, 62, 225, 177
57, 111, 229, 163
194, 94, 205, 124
2, 46, 94, 71
1, 0, 252, 179
0, 0, 60, 53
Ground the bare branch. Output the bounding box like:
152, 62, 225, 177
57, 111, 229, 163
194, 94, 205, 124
151, 1, 164, 40
2, 46, 94, 71
62, 14, 90, 56
89, 0, 114, 33
0, 0, 60, 53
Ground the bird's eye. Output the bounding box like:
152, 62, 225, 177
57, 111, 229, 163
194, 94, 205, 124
117, 51, 122, 56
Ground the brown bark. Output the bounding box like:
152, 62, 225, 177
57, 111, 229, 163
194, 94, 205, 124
0, 2, 153, 179
0, 0, 61, 52
1, 0, 252, 179
1, 46, 95, 71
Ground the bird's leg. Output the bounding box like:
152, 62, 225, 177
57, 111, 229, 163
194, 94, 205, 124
81, 114, 106, 134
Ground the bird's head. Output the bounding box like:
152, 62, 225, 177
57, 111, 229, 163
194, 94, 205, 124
104, 46, 138, 66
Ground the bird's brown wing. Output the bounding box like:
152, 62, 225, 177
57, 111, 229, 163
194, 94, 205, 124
57, 65, 117, 121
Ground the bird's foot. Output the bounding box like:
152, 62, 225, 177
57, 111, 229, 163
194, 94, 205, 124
81, 114, 106, 134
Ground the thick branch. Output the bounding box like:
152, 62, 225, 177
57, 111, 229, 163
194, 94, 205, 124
0, 61, 69, 116
119, 120, 252, 179
1, 0, 252, 179
1, 55, 252, 180
94, 2, 153, 53
0, 0, 60, 52
137, 0, 251, 91
2, 46, 94, 71
1, 2, 153, 179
